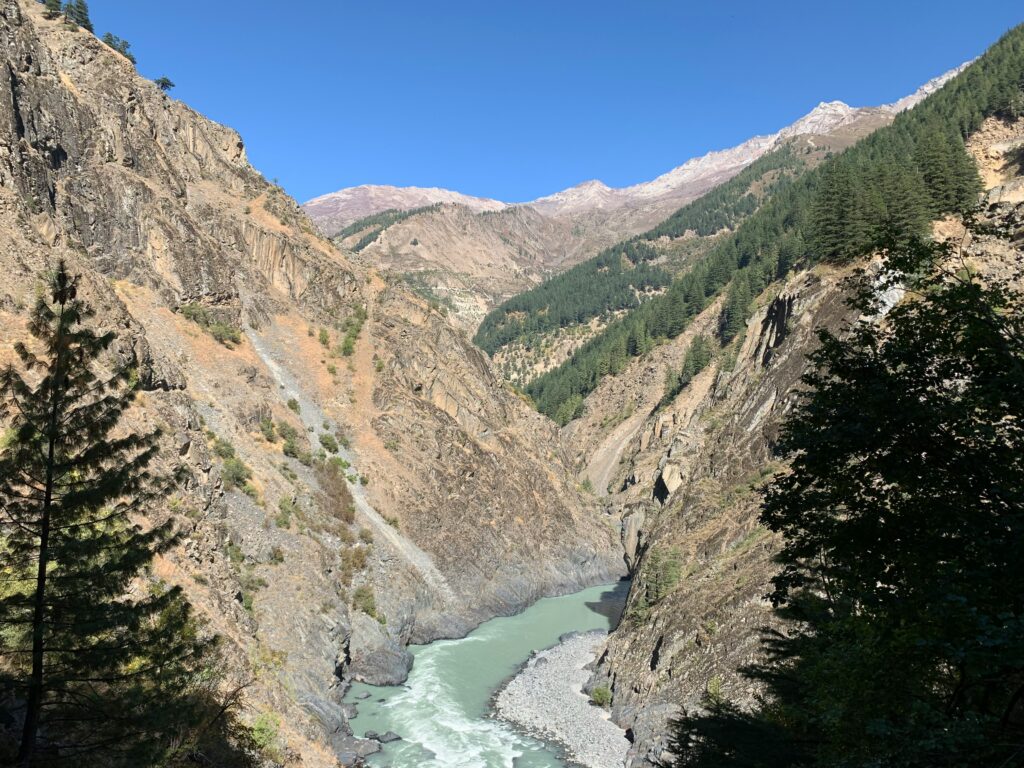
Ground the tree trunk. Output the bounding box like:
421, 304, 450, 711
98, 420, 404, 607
18, 300, 67, 766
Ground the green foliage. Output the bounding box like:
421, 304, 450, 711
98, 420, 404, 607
338, 305, 367, 357
662, 335, 715, 405
333, 204, 441, 247
179, 302, 242, 347
258, 418, 276, 442
63, 0, 92, 31
515, 29, 1024, 423
318, 432, 339, 453
590, 685, 613, 708
318, 327, 330, 347
671, 232, 1024, 766
277, 420, 311, 465
314, 459, 355, 523
650, 144, 807, 238
101, 32, 135, 64
42, 0, 62, 19
628, 546, 683, 624
352, 585, 377, 618
473, 239, 669, 355
221, 457, 252, 491
249, 712, 284, 762
275, 497, 296, 529
0, 261, 219, 764
286, 397, 300, 413
209, 436, 253, 491
154, 76, 175, 92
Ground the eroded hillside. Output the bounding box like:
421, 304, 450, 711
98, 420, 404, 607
0, 2, 622, 764
575, 114, 1024, 767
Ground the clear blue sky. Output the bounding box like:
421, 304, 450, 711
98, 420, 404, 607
87, 1, 1021, 204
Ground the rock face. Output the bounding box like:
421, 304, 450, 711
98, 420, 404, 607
571, 116, 1024, 767
0, 2, 622, 764
303, 64, 968, 328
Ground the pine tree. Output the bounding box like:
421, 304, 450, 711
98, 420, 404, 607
42, 0, 62, 19
720, 273, 751, 343
63, 0, 92, 32
0, 262, 216, 765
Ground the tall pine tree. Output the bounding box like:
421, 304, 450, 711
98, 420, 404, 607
0, 262, 216, 766
42, 0, 62, 20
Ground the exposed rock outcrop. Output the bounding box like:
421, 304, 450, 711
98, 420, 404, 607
575, 116, 1024, 767
0, 3, 622, 764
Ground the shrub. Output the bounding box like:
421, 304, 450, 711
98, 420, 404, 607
179, 302, 243, 348
590, 685, 612, 708
315, 460, 355, 523
226, 543, 244, 566
222, 457, 251, 490
352, 585, 377, 618
358, 527, 374, 544
259, 418, 276, 442
286, 398, 300, 414
208, 323, 242, 346
319, 433, 339, 453
318, 328, 330, 347
275, 497, 296, 528
250, 712, 284, 762
211, 436, 235, 460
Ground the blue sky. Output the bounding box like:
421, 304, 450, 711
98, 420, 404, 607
87, 1, 1021, 204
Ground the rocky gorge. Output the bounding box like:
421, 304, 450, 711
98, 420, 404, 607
0, 2, 622, 764
1, 2, 1021, 766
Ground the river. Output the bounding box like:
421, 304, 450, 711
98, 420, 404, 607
344, 580, 630, 767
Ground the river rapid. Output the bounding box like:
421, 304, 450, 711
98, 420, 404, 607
344, 581, 629, 767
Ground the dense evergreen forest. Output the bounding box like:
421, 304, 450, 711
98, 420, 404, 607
521, 25, 1024, 424
333, 204, 441, 251
473, 240, 669, 355
472, 145, 808, 357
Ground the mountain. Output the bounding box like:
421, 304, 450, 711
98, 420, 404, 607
303, 65, 968, 330
553, 38, 1024, 766
303, 184, 506, 235
0, 2, 622, 763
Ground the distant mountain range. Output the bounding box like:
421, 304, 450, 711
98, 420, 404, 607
304, 64, 968, 234
299, 64, 969, 332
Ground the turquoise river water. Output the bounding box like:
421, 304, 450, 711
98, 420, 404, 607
344, 581, 629, 768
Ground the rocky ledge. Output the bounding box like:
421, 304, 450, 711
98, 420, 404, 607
494, 630, 629, 768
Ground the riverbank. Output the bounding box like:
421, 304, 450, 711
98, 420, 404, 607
344, 582, 629, 767
494, 630, 630, 768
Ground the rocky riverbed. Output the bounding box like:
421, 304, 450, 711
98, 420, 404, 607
494, 630, 630, 768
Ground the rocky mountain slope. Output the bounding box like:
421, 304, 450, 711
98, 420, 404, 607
303, 184, 506, 235
0, 2, 622, 764
303, 67, 966, 330
570, 112, 1024, 767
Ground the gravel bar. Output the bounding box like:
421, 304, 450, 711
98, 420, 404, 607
493, 630, 629, 768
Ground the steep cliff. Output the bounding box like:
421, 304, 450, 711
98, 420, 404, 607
0, 2, 621, 764
576, 115, 1024, 766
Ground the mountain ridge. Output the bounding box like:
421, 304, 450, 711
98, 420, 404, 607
305, 62, 970, 231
